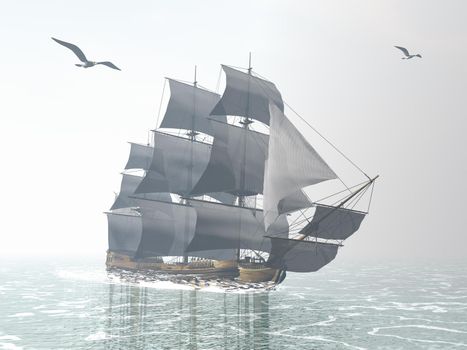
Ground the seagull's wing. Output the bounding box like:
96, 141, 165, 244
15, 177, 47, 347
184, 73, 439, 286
96, 61, 121, 71
394, 46, 410, 57
52, 37, 88, 62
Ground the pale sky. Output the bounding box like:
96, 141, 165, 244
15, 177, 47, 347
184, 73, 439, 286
0, 0, 466, 261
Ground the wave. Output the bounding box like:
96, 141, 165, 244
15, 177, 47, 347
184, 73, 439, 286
369, 325, 467, 347
7, 313, 34, 318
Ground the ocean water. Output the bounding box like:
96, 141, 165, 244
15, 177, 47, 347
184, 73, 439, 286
1, 257, 466, 350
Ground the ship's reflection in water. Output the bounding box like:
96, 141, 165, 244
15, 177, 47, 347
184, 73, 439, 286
104, 284, 270, 349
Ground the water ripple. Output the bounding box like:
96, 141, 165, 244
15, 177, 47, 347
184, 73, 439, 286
1, 259, 466, 349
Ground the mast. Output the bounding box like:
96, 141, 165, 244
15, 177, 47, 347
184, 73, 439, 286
239, 53, 253, 195
236, 53, 253, 261
182, 65, 199, 264
188, 65, 198, 192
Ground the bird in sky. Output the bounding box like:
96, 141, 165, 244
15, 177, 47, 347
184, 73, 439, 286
51, 37, 121, 70
394, 46, 422, 59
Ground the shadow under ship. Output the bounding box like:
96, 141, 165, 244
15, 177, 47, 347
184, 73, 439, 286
105, 61, 377, 285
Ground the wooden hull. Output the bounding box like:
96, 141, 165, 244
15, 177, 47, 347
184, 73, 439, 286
106, 252, 283, 284
238, 264, 280, 283
106, 251, 238, 278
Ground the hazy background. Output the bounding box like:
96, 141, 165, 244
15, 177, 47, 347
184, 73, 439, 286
1, 0, 466, 261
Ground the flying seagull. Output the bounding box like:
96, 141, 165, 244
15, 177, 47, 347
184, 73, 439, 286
394, 46, 422, 59
52, 37, 121, 70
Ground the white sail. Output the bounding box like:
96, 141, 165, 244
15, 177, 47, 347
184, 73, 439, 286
134, 199, 196, 257
263, 104, 337, 230
186, 200, 288, 254
267, 238, 339, 272
300, 204, 366, 240
277, 190, 312, 215
110, 174, 171, 210
159, 79, 225, 136
135, 132, 210, 195
210, 65, 283, 125
107, 212, 142, 257
190, 121, 268, 196
124, 142, 153, 170
135, 132, 236, 204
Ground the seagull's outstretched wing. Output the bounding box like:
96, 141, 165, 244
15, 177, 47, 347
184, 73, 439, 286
394, 46, 410, 57
96, 61, 121, 71
52, 37, 87, 62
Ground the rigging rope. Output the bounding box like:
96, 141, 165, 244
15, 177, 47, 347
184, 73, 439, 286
253, 70, 371, 183
367, 180, 376, 213
314, 179, 368, 204
348, 184, 370, 210
283, 100, 371, 181
251, 72, 352, 193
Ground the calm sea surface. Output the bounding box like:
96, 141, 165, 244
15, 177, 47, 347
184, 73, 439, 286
1, 257, 466, 350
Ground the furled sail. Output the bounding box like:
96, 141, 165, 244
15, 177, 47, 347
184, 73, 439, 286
110, 174, 171, 210
159, 79, 226, 136
190, 121, 268, 196
266, 237, 339, 272
107, 212, 142, 257
263, 104, 338, 230
300, 204, 366, 240
210, 65, 284, 125
124, 142, 153, 170
185, 200, 288, 255
133, 199, 196, 258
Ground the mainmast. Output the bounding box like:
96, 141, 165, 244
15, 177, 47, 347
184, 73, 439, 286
237, 53, 253, 261
183, 65, 199, 264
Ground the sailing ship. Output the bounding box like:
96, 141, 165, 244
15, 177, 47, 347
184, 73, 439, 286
105, 58, 377, 284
